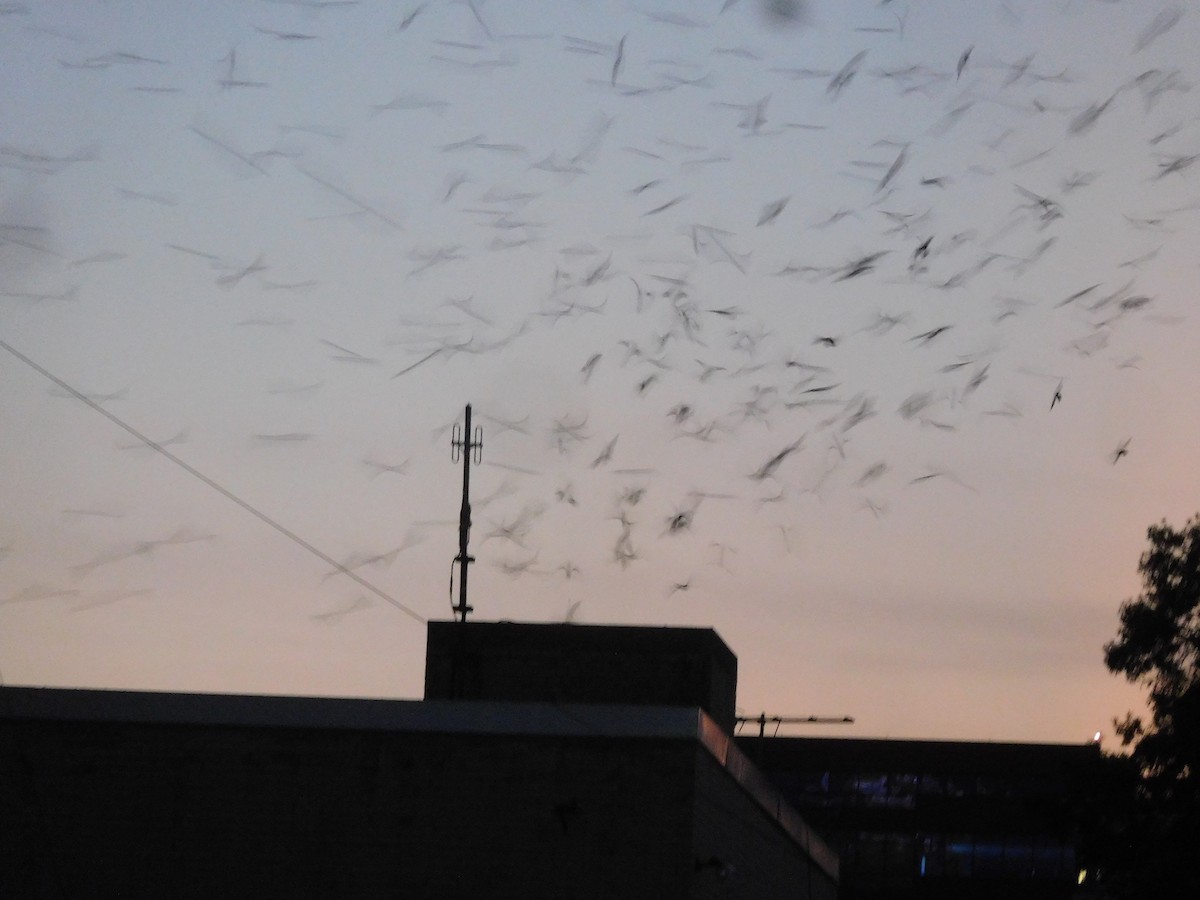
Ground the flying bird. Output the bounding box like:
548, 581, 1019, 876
750, 437, 805, 481
956, 46, 973, 80
612, 34, 626, 86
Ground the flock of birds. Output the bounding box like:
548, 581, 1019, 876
1, 0, 1197, 707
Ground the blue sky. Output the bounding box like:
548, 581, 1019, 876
2, 0, 1198, 742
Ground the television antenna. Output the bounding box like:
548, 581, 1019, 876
450, 404, 483, 623
736, 712, 855, 738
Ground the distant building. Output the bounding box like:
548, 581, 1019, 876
735, 735, 1102, 899
1, 622, 838, 899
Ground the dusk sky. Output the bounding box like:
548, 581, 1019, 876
3, 0, 1198, 744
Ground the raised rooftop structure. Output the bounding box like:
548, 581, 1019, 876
424, 620, 739, 733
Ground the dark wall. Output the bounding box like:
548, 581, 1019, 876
691, 746, 839, 900
3, 718, 698, 900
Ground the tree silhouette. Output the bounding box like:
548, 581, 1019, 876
1099, 514, 1200, 895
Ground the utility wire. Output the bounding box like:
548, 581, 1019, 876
0, 339, 425, 624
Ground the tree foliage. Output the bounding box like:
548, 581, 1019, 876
1105, 515, 1200, 778
1098, 514, 1200, 894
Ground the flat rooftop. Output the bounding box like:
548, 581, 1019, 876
2, 685, 700, 737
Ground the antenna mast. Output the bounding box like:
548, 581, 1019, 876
450, 404, 483, 622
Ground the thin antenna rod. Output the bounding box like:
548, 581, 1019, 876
450, 404, 482, 622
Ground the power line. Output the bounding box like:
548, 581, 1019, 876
0, 338, 426, 624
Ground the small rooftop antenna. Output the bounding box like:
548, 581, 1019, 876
737, 712, 855, 738
450, 404, 483, 622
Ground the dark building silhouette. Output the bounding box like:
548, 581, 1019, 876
1, 622, 837, 899
1, 621, 1108, 899
735, 735, 1102, 899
